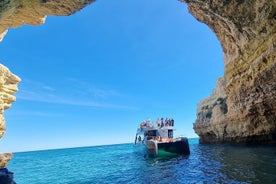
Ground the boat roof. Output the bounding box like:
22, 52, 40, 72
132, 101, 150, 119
138, 125, 175, 133
137, 118, 176, 133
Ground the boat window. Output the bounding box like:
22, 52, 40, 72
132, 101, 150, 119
168, 129, 173, 138
145, 130, 157, 140
148, 130, 157, 136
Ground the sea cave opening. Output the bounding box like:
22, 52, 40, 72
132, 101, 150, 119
0, 0, 224, 152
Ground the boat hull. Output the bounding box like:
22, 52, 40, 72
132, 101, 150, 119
134, 124, 190, 157
158, 137, 190, 155
147, 140, 158, 157
142, 137, 190, 157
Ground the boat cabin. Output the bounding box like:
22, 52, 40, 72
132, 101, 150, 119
135, 126, 175, 144
134, 118, 190, 156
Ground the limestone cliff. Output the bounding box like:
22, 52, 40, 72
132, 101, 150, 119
180, 0, 276, 144
194, 77, 228, 143
0, 64, 20, 168
0, 0, 275, 149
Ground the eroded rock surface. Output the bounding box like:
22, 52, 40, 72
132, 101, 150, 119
0, 64, 20, 168
0, 153, 13, 168
181, 0, 276, 144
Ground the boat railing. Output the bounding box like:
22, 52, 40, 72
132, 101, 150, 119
140, 124, 175, 130
146, 136, 174, 143
139, 118, 175, 130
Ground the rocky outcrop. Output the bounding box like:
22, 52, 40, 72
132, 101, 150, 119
0, 65, 20, 165
0, 153, 13, 168
182, 0, 276, 144
194, 77, 228, 143
0, 64, 19, 184
0, 0, 95, 41
0, 64, 20, 169
0, 64, 20, 139
0, 1, 274, 151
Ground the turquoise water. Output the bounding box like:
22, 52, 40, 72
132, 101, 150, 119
8, 138, 276, 184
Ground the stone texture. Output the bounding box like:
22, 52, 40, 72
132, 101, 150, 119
0, 64, 20, 138
0, 153, 13, 168
0, 64, 20, 168
194, 77, 228, 143
181, 0, 276, 144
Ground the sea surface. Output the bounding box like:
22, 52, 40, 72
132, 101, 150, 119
8, 138, 276, 184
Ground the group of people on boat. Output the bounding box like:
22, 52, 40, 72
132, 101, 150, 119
140, 118, 174, 128
156, 117, 174, 127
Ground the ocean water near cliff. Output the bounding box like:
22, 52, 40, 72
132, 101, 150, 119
9, 138, 276, 184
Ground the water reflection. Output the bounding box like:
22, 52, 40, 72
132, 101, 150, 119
215, 145, 276, 183
192, 144, 276, 183
10, 142, 276, 183
136, 143, 276, 183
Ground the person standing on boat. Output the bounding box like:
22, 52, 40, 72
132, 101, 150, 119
156, 118, 161, 127
171, 118, 174, 126
146, 118, 153, 127
161, 118, 164, 127
165, 118, 169, 126
168, 118, 171, 126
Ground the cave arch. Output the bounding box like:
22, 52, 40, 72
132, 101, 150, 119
0, 0, 275, 152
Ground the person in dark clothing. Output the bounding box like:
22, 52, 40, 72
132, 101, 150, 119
161, 118, 164, 127
0, 168, 16, 184
171, 118, 174, 126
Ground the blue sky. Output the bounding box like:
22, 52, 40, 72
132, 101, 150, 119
0, 0, 223, 152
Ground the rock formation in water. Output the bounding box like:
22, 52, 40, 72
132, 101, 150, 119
0, 0, 275, 154
0, 64, 20, 169
0, 153, 13, 168
180, 0, 276, 144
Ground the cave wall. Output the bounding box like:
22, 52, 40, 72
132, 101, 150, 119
0, 64, 20, 168
0, 0, 275, 162
181, 0, 276, 144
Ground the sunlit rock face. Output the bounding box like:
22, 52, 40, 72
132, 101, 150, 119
0, 0, 95, 41
0, 153, 13, 168
181, 0, 276, 144
0, 64, 20, 168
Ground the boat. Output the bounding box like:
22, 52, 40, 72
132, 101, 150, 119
134, 118, 190, 157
